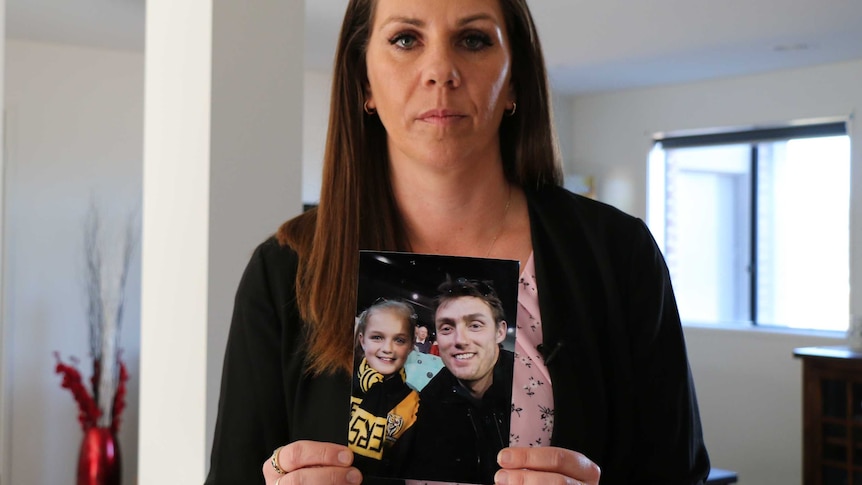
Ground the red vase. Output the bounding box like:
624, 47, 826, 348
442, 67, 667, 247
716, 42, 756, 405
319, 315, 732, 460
77, 427, 121, 485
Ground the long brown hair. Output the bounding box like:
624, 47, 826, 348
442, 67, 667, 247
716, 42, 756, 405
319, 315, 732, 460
279, 0, 562, 375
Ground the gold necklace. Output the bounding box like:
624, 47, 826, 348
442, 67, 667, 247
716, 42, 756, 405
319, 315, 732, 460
485, 185, 512, 257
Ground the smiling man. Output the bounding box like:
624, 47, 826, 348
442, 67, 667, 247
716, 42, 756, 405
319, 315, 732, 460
400, 277, 514, 484
434, 280, 508, 399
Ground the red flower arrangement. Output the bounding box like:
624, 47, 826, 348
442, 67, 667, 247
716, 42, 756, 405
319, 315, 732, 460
55, 203, 136, 435
55, 204, 136, 485
55, 352, 129, 434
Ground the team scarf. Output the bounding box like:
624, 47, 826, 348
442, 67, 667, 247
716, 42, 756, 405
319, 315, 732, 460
348, 358, 419, 460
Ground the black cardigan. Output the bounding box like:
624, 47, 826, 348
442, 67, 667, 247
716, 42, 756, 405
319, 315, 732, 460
397, 350, 515, 484
205, 185, 710, 485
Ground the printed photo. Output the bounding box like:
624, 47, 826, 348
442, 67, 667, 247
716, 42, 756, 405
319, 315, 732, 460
348, 251, 519, 484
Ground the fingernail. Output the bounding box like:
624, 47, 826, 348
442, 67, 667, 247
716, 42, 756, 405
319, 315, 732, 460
497, 449, 511, 465
346, 468, 362, 484
338, 450, 352, 465
495, 470, 509, 485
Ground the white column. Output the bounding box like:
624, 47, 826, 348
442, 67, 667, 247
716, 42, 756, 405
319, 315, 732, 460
140, 1, 303, 482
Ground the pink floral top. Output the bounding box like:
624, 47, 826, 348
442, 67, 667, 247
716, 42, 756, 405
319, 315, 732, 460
510, 252, 555, 447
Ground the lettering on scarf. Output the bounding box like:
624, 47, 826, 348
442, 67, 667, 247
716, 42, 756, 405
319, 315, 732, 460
349, 407, 388, 459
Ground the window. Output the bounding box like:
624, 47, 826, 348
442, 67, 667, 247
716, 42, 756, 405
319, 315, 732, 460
648, 122, 850, 331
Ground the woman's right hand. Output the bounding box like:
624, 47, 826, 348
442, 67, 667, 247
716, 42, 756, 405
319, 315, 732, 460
262, 440, 362, 484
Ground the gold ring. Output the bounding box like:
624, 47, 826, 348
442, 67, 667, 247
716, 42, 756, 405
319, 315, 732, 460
271, 446, 286, 475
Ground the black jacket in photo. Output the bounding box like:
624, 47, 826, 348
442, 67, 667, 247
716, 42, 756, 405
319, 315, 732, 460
398, 350, 514, 484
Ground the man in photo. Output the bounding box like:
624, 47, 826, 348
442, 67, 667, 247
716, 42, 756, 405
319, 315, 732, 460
413, 325, 432, 354
401, 277, 514, 484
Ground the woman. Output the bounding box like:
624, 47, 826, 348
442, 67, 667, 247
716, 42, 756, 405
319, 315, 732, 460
349, 300, 419, 478
206, 0, 710, 484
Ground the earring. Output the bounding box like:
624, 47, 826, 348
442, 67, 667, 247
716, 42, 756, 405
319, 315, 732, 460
505, 102, 517, 117
364, 100, 377, 115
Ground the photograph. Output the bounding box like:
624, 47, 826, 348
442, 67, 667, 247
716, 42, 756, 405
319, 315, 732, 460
348, 251, 519, 484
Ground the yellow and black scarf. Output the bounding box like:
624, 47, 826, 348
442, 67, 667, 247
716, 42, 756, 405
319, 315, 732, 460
348, 358, 419, 461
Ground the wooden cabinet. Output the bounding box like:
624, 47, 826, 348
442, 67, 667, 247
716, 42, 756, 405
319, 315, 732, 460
795, 346, 862, 484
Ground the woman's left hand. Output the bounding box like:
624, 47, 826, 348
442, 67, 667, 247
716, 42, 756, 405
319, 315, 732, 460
494, 447, 600, 485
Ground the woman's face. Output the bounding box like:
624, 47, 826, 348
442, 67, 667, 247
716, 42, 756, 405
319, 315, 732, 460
365, 0, 514, 172
360, 309, 412, 375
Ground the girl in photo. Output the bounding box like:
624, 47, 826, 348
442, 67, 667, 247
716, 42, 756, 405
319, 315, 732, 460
348, 299, 420, 478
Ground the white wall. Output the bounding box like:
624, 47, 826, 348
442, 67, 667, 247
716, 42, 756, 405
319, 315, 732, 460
567, 59, 862, 484
302, 69, 331, 205
0, 0, 7, 480
3, 40, 142, 484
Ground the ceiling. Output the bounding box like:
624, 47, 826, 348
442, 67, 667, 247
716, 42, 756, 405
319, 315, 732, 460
7, 0, 862, 95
